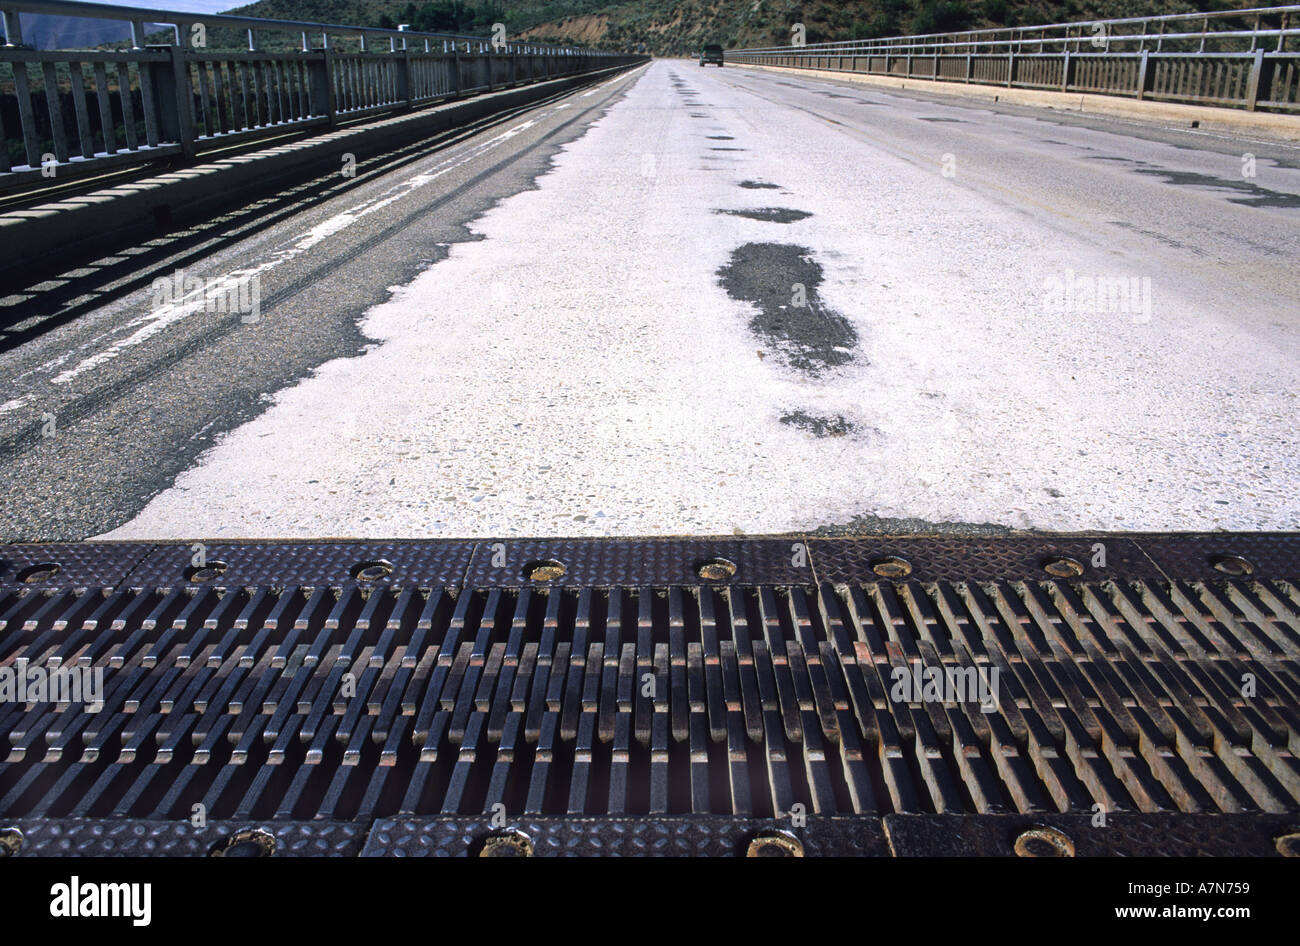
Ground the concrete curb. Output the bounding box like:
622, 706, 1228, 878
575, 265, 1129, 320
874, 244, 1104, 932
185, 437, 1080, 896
0, 63, 641, 290
732, 62, 1300, 143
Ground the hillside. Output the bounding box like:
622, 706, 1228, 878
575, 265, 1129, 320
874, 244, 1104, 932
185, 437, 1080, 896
511, 1, 1276, 55
226, 1, 1274, 56
8, 0, 1277, 54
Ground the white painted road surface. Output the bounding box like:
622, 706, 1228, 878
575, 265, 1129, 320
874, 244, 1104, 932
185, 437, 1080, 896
37, 61, 1300, 537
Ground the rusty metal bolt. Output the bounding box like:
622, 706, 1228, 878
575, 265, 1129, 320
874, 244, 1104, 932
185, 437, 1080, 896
1210, 554, 1254, 577
870, 556, 913, 579
1042, 556, 1084, 578
697, 558, 738, 581
523, 560, 566, 582
1275, 832, 1300, 857
0, 827, 23, 857
351, 559, 395, 581
1013, 826, 1075, 857
746, 830, 804, 857
210, 828, 277, 857
17, 562, 61, 584
184, 561, 228, 583
479, 830, 534, 857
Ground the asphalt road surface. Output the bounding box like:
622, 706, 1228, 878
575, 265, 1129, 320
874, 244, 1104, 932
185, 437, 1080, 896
2, 60, 1298, 542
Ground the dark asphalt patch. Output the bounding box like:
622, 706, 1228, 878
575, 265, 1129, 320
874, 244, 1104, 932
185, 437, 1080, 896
707, 135, 734, 140
1132, 167, 1300, 209
1087, 156, 1300, 208
715, 208, 812, 223
716, 242, 859, 375
780, 411, 853, 437
918, 117, 965, 123
739, 180, 780, 189
710, 147, 745, 151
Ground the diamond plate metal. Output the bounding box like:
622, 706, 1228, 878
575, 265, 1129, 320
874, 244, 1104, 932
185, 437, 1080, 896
464, 538, 812, 587
1132, 533, 1300, 581
884, 813, 1300, 857
0, 543, 153, 593
121, 541, 476, 589
4, 819, 367, 856
809, 536, 1161, 583
361, 816, 889, 856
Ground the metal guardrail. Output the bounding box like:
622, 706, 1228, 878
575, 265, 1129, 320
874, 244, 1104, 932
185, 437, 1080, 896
0, 0, 642, 194
730, 5, 1300, 114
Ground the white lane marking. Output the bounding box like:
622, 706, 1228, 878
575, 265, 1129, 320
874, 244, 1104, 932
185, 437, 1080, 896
48, 118, 542, 386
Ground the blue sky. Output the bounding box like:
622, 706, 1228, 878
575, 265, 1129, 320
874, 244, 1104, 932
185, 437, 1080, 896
80, 0, 238, 12
8, 1, 243, 48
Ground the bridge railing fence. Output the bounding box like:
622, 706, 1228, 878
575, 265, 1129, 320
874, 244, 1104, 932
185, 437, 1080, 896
0, 0, 640, 194
728, 5, 1300, 114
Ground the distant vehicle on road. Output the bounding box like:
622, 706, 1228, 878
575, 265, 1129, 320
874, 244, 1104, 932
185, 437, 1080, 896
700, 44, 723, 66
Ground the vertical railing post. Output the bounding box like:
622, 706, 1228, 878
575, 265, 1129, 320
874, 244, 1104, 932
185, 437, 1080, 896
1061, 48, 1071, 91
2, 11, 41, 168
309, 48, 336, 124
1245, 48, 1266, 110
2, 9, 25, 47
398, 47, 412, 107
167, 43, 196, 158
1136, 49, 1150, 99
40, 60, 68, 163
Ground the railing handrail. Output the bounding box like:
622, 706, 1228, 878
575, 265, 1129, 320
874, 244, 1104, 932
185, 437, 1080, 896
0, 0, 645, 195
732, 4, 1300, 55
0, 0, 608, 54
